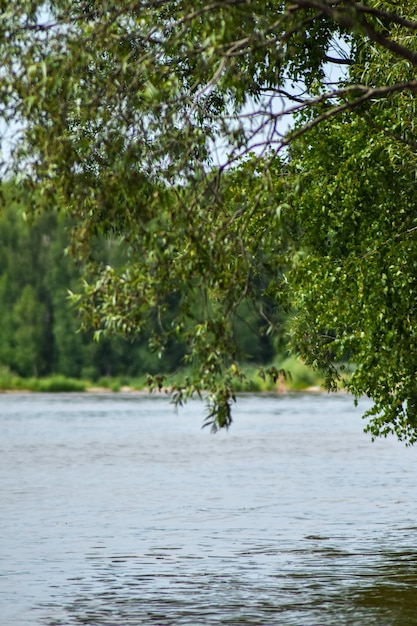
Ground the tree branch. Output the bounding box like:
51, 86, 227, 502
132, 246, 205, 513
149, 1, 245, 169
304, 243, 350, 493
283, 80, 417, 146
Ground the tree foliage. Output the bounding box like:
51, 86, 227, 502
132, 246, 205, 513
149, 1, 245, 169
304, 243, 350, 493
0, 184, 273, 379
2, 2, 417, 439
0, 188, 163, 378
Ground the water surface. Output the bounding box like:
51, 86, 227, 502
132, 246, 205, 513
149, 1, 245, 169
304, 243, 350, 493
1, 392, 417, 625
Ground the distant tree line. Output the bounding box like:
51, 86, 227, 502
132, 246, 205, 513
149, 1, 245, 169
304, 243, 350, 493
0, 183, 274, 380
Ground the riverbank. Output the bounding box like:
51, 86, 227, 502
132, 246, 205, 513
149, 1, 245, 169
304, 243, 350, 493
0, 357, 344, 395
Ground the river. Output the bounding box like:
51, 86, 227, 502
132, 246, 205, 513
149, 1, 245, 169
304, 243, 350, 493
1, 392, 417, 625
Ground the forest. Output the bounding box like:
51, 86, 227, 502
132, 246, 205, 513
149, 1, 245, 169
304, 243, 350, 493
0, 182, 282, 386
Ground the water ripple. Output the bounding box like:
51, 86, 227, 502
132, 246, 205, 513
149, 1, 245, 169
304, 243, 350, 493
1, 393, 417, 625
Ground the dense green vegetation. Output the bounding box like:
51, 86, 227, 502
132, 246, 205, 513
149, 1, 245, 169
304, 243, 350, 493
0, 186, 281, 384
2, 2, 417, 440
0, 188, 181, 380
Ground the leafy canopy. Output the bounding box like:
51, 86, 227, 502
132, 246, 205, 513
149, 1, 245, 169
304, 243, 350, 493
2, 1, 417, 439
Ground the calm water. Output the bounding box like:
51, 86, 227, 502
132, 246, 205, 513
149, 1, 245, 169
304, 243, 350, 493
1, 392, 417, 625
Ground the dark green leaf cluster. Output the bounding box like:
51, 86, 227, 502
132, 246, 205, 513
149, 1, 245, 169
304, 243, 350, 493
288, 109, 417, 444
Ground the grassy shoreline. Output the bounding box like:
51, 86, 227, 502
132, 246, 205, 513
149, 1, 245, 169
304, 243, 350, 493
0, 357, 331, 394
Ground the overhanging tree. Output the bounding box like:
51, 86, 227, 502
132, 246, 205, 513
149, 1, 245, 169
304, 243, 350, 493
2, 1, 417, 439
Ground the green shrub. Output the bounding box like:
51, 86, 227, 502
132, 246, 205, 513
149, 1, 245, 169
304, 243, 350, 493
36, 376, 86, 392
279, 355, 322, 390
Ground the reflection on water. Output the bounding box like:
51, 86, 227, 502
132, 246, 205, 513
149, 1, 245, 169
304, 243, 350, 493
1, 392, 417, 625
46, 547, 417, 626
